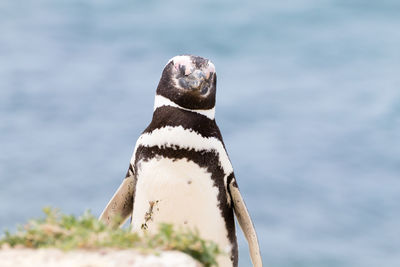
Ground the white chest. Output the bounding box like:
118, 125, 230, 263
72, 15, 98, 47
132, 157, 231, 254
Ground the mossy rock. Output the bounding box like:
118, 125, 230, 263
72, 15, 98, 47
0, 208, 221, 267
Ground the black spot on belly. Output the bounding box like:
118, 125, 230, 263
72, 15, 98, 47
141, 200, 160, 231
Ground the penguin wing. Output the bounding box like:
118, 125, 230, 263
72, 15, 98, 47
99, 166, 135, 227
229, 178, 263, 267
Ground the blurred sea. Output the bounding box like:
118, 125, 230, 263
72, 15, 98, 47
1, 0, 400, 266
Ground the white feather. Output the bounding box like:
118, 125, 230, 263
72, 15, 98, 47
165, 55, 216, 74
153, 94, 215, 120
132, 157, 233, 267
131, 125, 232, 175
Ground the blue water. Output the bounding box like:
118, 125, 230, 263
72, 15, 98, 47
1, 0, 400, 266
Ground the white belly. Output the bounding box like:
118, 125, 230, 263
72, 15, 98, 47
132, 157, 232, 266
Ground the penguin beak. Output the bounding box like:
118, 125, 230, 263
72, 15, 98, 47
171, 55, 215, 95
178, 69, 212, 95
183, 70, 206, 89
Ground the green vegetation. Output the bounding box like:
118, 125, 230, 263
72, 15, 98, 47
0, 208, 221, 267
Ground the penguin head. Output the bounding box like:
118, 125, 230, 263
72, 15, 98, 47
156, 55, 217, 110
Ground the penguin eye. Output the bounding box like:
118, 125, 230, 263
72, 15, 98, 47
179, 65, 187, 76
200, 84, 209, 95
179, 78, 189, 88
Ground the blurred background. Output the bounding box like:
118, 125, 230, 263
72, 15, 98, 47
1, 0, 400, 266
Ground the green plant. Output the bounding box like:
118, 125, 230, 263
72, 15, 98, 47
0, 208, 221, 267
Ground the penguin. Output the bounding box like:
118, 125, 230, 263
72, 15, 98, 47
100, 55, 262, 267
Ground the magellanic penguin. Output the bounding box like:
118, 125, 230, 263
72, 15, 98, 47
100, 55, 262, 267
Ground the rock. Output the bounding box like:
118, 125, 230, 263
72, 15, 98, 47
0, 248, 203, 267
